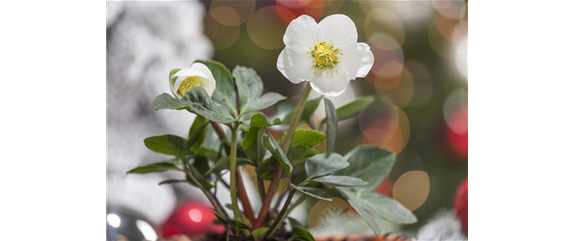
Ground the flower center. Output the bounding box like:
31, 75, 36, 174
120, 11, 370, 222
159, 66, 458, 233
177, 76, 203, 96
309, 41, 342, 71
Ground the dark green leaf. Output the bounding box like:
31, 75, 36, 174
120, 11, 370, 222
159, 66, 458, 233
288, 146, 319, 165
337, 187, 416, 235
278, 96, 324, 128
187, 162, 213, 188
233, 66, 263, 113
144, 135, 187, 159
291, 129, 326, 147
247, 92, 287, 112
151, 93, 188, 111
186, 116, 209, 151
180, 87, 236, 123
251, 227, 269, 240
324, 98, 337, 156
195, 60, 236, 112
263, 132, 293, 175
312, 175, 368, 187
335, 96, 375, 121
291, 184, 332, 201
205, 157, 252, 176
336, 146, 395, 191
240, 112, 281, 127
127, 161, 182, 174
305, 153, 347, 180
292, 226, 315, 241
242, 126, 267, 164
158, 179, 186, 185
256, 157, 284, 180
287, 217, 303, 228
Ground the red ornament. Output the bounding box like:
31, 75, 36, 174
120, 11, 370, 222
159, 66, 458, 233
161, 202, 225, 238
447, 110, 468, 157
454, 178, 468, 233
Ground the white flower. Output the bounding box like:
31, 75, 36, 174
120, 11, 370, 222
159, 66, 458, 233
170, 62, 217, 99
277, 14, 374, 97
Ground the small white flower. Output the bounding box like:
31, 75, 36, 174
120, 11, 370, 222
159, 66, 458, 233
277, 14, 374, 97
170, 62, 217, 99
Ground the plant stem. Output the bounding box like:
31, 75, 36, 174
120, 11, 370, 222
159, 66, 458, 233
182, 162, 230, 222
212, 122, 255, 224
262, 188, 296, 239
229, 123, 241, 221
236, 168, 256, 224
253, 83, 313, 229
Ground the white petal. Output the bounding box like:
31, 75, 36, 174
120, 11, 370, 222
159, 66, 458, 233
173, 68, 207, 79
318, 14, 358, 48
190, 62, 216, 97
171, 76, 186, 99
277, 48, 313, 84
340, 42, 374, 79
284, 15, 318, 54
309, 69, 350, 97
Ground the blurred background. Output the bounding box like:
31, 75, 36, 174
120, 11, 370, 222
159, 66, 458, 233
107, 0, 467, 240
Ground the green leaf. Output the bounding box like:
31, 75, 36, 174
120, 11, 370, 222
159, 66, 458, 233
311, 175, 368, 187
205, 157, 252, 176
151, 93, 188, 111
127, 161, 182, 174
186, 116, 209, 151
278, 96, 323, 127
251, 227, 269, 240
247, 92, 287, 112
240, 112, 282, 127
180, 87, 236, 123
291, 129, 326, 147
255, 157, 286, 180
305, 153, 347, 180
242, 126, 267, 164
263, 132, 293, 175
288, 146, 319, 165
292, 226, 315, 241
195, 60, 236, 112
337, 187, 417, 235
302, 96, 324, 124
287, 217, 303, 228
335, 96, 375, 121
144, 135, 187, 159
336, 146, 396, 191
324, 98, 337, 156
291, 184, 332, 201
233, 66, 264, 113
158, 179, 186, 185
187, 162, 213, 188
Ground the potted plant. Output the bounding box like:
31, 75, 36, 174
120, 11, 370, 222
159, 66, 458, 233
128, 14, 417, 241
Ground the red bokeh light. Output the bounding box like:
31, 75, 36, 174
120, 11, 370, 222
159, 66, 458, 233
161, 202, 224, 238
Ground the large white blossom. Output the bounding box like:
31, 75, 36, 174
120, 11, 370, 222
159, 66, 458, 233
277, 14, 374, 97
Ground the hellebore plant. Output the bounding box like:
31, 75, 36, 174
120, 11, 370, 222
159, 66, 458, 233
128, 14, 416, 240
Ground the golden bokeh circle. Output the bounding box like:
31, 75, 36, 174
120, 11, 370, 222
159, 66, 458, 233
210, 0, 255, 24
308, 198, 353, 229
204, 13, 240, 50
364, 8, 405, 50
392, 170, 430, 211
209, 7, 241, 27
247, 6, 292, 50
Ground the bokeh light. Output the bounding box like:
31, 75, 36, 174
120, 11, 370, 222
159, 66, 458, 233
308, 198, 354, 229
392, 170, 431, 211
443, 89, 468, 135
204, 12, 240, 50
361, 107, 410, 154
431, 0, 467, 21
247, 6, 293, 50
376, 67, 415, 107
209, 0, 255, 25
364, 8, 405, 50
366, 47, 405, 89
208, 7, 240, 27
405, 60, 434, 107
455, 38, 468, 79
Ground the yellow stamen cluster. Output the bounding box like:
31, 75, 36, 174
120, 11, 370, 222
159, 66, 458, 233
309, 41, 342, 72
177, 76, 202, 96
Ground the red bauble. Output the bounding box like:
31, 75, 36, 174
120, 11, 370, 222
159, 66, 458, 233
161, 202, 225, 238
454, 178, 468, 233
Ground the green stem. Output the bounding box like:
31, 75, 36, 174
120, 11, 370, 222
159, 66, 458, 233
181, 160, 230, 222
268, 193, 308, 238
253, 83, 313, 229
229, 122, 241, 221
